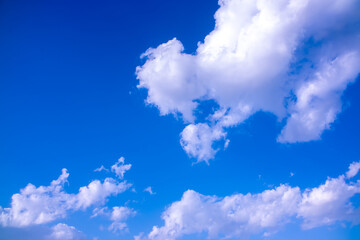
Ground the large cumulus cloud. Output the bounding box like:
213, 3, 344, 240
136, 0, 360, 162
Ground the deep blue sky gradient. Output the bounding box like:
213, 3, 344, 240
1, 0, 360, 239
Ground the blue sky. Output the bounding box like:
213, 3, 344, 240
1, 0, 360, 240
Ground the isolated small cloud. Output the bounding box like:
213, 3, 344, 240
142, 161, 360, 240
111, 157, 132, 179
346, 161, 360, 179
144, 187, 156, 195
94, 165, 109, 172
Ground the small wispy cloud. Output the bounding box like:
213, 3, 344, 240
144, 186, 156, 195
94, 165, 109, 172
111, 157, 132, 179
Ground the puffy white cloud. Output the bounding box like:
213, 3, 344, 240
75, 178, 130, 210
111, 206, 134, 222
278, 52, 360, 142
0, 169, 72, 227
111, 157, 132, 179
136, 0, 360, 162
49, 223, 85, 240
143, 161, 360, 240
180, 123, 226, 163
108, 206, 136, 233
346, 161, 360, 179
0, 169, 131, 227
137, 39, 206, 123
298, 174, 360, 229
149, 186, 300, 240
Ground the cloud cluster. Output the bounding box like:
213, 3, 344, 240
0, 159, 132, 228
141, 161, 360, 240
91, 205, 136, 233
136, 0, 360, 162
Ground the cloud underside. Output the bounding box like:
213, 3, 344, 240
142, 162, 360, 240
136, 0, 360, 162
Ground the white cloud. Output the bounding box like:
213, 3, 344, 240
111, 206, 134, 222
49, 223, 85, 240
75, 178, 130, 210
149, 186, 301, 240
90, 206, 136, 233
0, 169, 71, 227
108, 206, 136, 233
111, 157, 132, 179
0, 169, 131, 227
142, 161, 360, 240
346, 161, 360, 179
298, 174, 360, 229
144, 187, 156, 195
180, 123, 226, 163
137, 39, 206, 123
94, 165, 109, 172
278, 52, 360, 143
224, 139, 230, 149
136, 0, 360, 162
134, 232, 145, 240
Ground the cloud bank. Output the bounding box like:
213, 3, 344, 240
141, 161, 360, 240
136, 0, 360, 162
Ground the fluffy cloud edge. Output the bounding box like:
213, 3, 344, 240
138, 161, 360, 240
0, 158, 133, 228
136, 0, 360, 163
